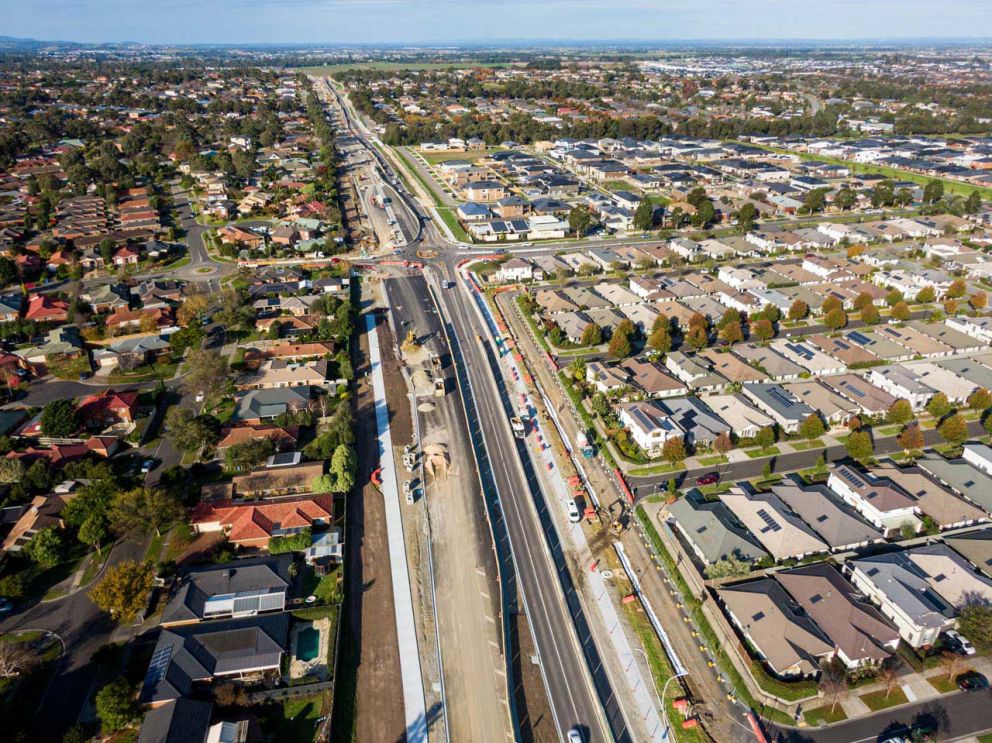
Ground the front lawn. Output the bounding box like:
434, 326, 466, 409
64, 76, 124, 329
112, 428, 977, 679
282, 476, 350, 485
802, 704, 848, 726
926, 672, 964, 694
46, 354, 91, 380
744, 445, 780, 458
859, 686, 909, 711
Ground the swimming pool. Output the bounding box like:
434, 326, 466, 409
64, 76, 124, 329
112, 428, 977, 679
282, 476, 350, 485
296, 627, 320, 662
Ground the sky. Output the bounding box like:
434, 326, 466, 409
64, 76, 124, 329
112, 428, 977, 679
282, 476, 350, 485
3, 0, 992, 45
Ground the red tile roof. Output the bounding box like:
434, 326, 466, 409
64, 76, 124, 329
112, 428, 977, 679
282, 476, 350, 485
191, 495, 333, 545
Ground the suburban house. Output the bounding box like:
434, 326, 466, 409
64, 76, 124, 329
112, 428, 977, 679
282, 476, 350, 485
718, 488, 829, 560
827, 464, 921, 536
944, 528, 992, 578
776, 564, 899, 668
140, 613, 290, 704
847, 554, 956, 648
190, 495, 333, 549
697, 395, 774, 440
216, 425, 299, 454
617, 401, 683, 457
872, 460, 986, 531
666, 493, 769, 566
902, 543, 992, 610
718, 578, 834, 678
76, 389, 139, 430
0, 491, 77, 553
770, 479, 883, 552
160, 555, 292, 626
740, 383, 816, 434
232, 387, 311, 424
867, 366, 935, 410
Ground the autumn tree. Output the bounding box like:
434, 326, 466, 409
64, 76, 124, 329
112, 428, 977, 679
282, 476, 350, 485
819, 657, 848, 714
916, 286, 936, 304
662, 436, 687, 464
751, 318, 775, 342
926, 392, 954, 420
787, 299, 809, 322
581, 322, 603, 347
886, 399, 914, 425
608, 320, 635, 359
897, 424, 925, 453
947, 278, 967, 299
969, 388, 992, 412
685, 325, 709, 351
713, 431, 734, 455
647, 325, 672, 353
890, 300, 911, 322
799, 414, 826, 440
719, 320, 743, 345
938, 412, 969, 446
823, 308, 848, 331
89, 560, 155, 624
970, 291, 988, 312
176, 292, 210, 327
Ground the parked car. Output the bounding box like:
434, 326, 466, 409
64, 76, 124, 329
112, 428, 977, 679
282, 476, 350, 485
957, 672, 989, 692
695, 472, 720, 486
567, 729, 584, 743
0, 598, 14, 616
946, 629, 977, 656
195, 391, 205, 403
140, 459, 156, 474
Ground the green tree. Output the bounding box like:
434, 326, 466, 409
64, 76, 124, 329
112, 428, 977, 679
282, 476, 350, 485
311, 474, 335, 493
40, 399, 79, 438
947, 279, 967, 300
923, 179, 944, 205
860, 303, 880, 325
885, 289, 905, 307
821, 295, 843, 316
719, 320, 743, 345
0, 457, 24, 485
735, 202, 757, 232
926, 392, 953, 420
886, 399, 914, 425
89, 560, 155, 624
916, 286, 936, 304
109, 487, 184, 538
24, 526, 64, 567
685, 325, 708, 351
969, 388, 992, 412
0, 573, 26, 600
938, 413, 968, 446
633, 201, 655, 231
580, 322, 603, 347
95, 678, 138, 734
165, 406, 216, 455
754, 426, 776, 450
832, 186, 857, 211
224, 438, 274, 472
957, 602, 992, 653
965, 190, 983, 214
845, 430, 874, 462
568, 206, 592, 237
79, 512, 109, 556
799, 414, 826, 440
330, 444, 357, 492
706, 557, 752, 579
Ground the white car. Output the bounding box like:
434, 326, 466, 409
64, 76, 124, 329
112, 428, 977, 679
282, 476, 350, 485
567, 729, 584, 743
946, 629, 976, 655
195, 391, 205, 403
566, 498, 581, 523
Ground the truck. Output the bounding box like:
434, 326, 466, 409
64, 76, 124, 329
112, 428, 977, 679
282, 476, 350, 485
577, 431, 595, 459
510, 416, 526, 438
433, 377, 445, 397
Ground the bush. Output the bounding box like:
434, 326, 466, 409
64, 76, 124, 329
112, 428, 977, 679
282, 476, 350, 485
269, 528, 312, 554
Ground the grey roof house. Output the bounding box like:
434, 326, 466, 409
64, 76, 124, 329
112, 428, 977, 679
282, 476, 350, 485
770, 478, 883, 551
667, 493, 769, 567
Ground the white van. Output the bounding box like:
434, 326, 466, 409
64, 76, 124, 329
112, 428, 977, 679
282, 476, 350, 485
566, 499, 581, 523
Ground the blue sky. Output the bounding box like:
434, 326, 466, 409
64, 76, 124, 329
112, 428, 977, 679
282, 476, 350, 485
3, 0, 992, 45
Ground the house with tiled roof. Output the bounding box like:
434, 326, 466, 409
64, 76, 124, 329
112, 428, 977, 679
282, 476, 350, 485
190, 495, 333, 548
1, 492, 77, 553
216, 425, 299, 454
77, 389, 139, 429
24, 293, 69, 323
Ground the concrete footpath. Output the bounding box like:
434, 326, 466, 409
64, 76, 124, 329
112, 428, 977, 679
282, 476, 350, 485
365, 311, 428, 743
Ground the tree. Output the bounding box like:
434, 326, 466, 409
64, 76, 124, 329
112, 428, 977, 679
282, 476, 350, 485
0, 642, 33, 680
330, 444, 357, 492
713, 431, 734, 455
213, 681, 251, 707
926, 392, 953, 420
965, 190, 983, 214
880, 662, 901, 699
947, 278, 967, 299
311, 474, 335, 494
938, 413, 968, 446
885, 289, 905, 308
0, 573, 26, 600
224, 438, 274, 472
95, 678, 138, 734
821, 296, 843, 316
853, 292, 874, 314
939, 650, 964, 682
176, 292, 210, 327
109, 487, 184, 538
860, 303, 880, 325
706, 557, 752, 579
887, 399, 914, 425
788, 299, 809, 322
719, 320, 743, 345
568, 206, 592, 237
89, 560, 155, 624
79, 512, 109, 555
165, 406, 216, 455
608, 320, 635, 359
969, 388, 992, 412
581, 322, 603, 347
633, 201, 655, 231
661, 436, 687, 464
0, 457, 24, 484
799, 414, 826, 441
751, 318, 775, 342
40, 399, 79, 438
970, 291, 988, 312
24, 526, 63, 567
833, 186, 857, 211
800, 187, 829, 215
754, 426, 776, 450
957, 602, 992, 653
890, 300, 911, 322
735, 202, 758, 232
647, 325, 672, 353
183, 348, 230, 401
823, 308, 848, 331
845, 430, 874, 462
923, 179, 945, 205
897, 424, 925, 452
945, 298, 960, 316
685, 325, 708, 351
916, 286, 936, 304
819, 656, 848, 714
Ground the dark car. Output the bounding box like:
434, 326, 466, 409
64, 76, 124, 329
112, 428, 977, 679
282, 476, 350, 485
957, 672, 989, 692
696, 473, 720, 486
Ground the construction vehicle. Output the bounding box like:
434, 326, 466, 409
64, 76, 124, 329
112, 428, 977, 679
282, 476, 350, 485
433, 377, 445, 397
576, 430, 595, 459
430, 353, 442, 372
510, 416, 526, 438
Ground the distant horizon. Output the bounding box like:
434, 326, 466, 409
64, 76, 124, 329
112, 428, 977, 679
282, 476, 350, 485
3, 0, 991, 47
